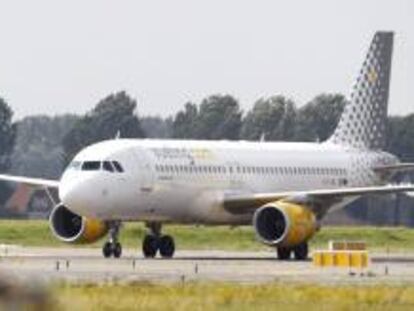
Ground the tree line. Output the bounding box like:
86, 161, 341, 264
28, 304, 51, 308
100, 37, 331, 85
0, 91, 413, 224
3, 91, 414, 179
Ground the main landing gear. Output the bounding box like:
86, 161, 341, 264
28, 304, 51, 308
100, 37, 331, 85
277, 243, 308, 261
102, 221, 122, 258
142, 222, 175, 258
101, 221, 175, 259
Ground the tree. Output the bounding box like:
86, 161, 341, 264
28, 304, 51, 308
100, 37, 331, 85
386, 114, 414, 162
10, 115, 78, 179
172, 102, 198, 139
295, 94, 346, 142
140, 116, 172, 138
62, 91, 144, 162
0, 97, 16, 203
240, 95, 296, 141
196, 95, 242, 140
172, 95, 242, 140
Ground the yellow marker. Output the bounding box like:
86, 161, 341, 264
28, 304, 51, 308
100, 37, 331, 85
313, 250, 369, 268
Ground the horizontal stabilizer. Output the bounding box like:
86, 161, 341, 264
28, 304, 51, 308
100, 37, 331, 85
373, 163, 414, 174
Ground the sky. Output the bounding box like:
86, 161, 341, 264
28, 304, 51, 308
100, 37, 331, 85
0, 0, 412, 120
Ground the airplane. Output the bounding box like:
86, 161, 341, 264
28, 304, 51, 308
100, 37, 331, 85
1, 31, 414, 260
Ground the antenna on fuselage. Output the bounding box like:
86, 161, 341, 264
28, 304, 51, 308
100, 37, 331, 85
115, 130, 121, 139
260, 133, 266, 142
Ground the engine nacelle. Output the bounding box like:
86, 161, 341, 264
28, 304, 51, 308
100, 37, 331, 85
49, 204, 108, 244
253, 201, 317, 247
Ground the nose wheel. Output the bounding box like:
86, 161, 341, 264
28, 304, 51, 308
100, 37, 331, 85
142, 223, 175, 258
103, 241, 122, 258
102, 221, 122, 258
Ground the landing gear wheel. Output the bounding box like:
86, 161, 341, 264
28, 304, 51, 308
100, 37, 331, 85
113, 242, 122, 258
159, 235, 175, 258
143, 235, 159, 258
103, 242, 112, 258
102, 221, 122, 258
293, 243, 308, 261
277, 247, 291, 260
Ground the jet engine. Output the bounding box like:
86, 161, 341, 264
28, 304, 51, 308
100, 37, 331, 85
253, 201, 317, 247
49, 204, 108, 243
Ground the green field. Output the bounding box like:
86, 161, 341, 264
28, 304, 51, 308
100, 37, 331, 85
8, 282, 414, 310
48, 283, 414, 310
0, 219, 414, 252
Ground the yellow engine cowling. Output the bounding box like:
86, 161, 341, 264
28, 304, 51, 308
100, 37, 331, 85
253, 201, 317, 247
49, 204, 108, 244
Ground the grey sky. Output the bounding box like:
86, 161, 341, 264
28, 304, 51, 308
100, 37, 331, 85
0, 0, 412, 120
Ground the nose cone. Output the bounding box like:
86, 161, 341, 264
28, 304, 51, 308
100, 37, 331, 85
59, 172, 98, 217
59, 181, 89, 216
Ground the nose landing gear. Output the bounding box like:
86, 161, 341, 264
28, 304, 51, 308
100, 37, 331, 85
102, 221, 122, 258
142, 222, 175, 258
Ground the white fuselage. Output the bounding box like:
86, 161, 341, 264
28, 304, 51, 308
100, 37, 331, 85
59, 139, 398, 224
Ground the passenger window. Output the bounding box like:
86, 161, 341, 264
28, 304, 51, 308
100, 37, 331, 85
103, 161, 114, 172
112, 161, 124, 173
82, 161, 101, 171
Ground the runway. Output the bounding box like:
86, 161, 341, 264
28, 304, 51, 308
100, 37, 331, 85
1, 246, 414, 284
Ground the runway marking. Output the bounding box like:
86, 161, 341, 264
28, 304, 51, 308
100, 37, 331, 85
2, 247, 414, 284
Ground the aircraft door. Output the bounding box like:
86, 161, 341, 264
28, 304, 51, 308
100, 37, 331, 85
134, 148, 154, 193
227, 161, 240, 189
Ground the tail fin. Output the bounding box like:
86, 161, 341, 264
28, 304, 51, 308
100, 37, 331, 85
329, 31, 394, 150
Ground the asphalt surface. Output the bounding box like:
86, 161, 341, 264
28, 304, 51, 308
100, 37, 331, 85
1, 245, 414, 285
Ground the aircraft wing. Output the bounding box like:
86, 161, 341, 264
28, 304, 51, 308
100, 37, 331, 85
0, 174, 59, 189
373, 163, 414, 174
223, 184, 414, 215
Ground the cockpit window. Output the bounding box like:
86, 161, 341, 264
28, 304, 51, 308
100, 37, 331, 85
112, 161, 124, 173
82, 161, 101, 171
69, 160, 123, 173
68, 161, 82, 170
103, 161, 114, 172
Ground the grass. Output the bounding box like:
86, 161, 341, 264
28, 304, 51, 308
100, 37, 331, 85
50, 282, 414, 310
1, 221, 414, 310
0, 219, 414, 251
